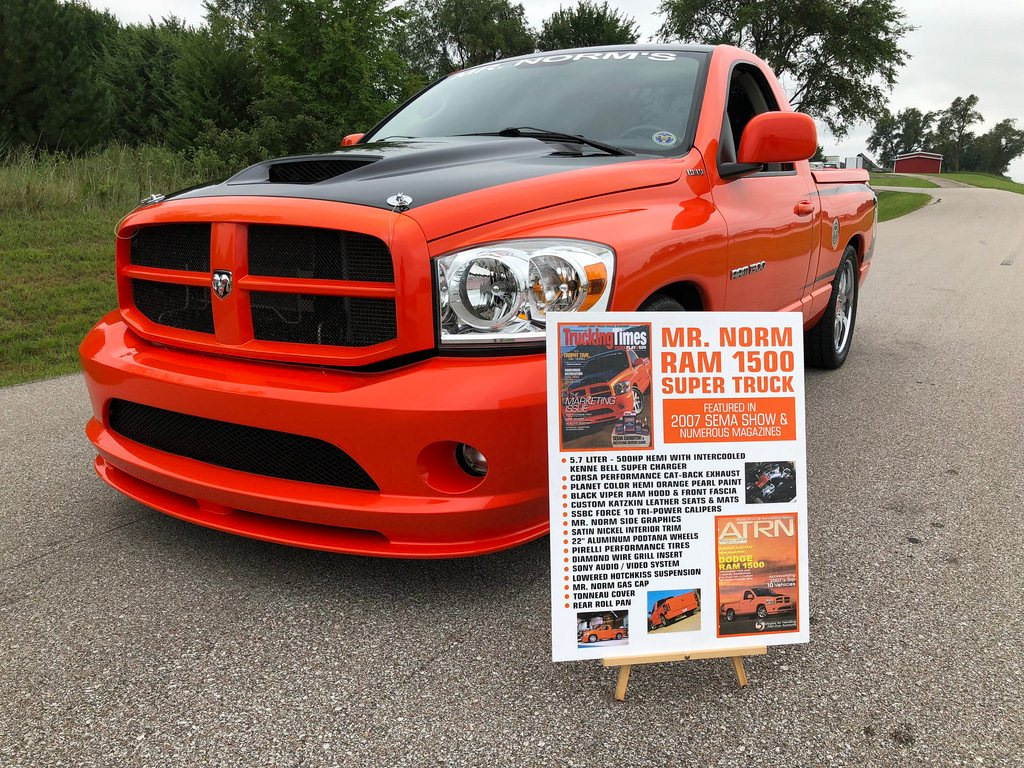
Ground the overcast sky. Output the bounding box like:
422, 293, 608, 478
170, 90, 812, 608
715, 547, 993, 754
97, 0, 1024, 180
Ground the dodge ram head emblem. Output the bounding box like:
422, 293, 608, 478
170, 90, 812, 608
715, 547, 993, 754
212, 270, 232, 299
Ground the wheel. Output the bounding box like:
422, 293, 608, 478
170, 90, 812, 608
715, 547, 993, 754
725, 609, 735, 622
806, 245, 859, 368
587, 634, 598, 643
638, 294, 686, 312
614, 632, 623, 640
629, 385, 644, 415
756, 605, 768, 619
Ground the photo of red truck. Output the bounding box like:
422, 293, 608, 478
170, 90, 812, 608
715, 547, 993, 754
719, 588, 795, 622
562, 348, 652, 432
580, 625, 628, 643
648, 590, 701, 630
79, 43, 875, 557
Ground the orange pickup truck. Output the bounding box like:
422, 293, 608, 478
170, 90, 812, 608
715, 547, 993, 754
649, 591, 701, 629
580, 625, 628, 643
720, 588, 795, 621
80, 44, 875, 558
562, 348, 652, 429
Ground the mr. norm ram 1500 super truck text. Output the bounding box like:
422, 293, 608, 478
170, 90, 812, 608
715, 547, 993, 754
80, 45, 876, 558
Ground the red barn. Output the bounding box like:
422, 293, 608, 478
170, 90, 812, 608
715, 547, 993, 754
893, 152, 943, 174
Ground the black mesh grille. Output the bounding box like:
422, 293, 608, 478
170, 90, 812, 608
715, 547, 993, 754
108, 400, 378, 491
248, 225, 394, 282
251, 292, 396, 347
130, 223, 211, 272
132, 279, 214, 334
267, 159, 374, 184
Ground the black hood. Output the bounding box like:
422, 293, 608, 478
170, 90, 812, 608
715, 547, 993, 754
168, 137, 648, 211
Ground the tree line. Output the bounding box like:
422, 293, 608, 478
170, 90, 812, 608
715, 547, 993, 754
868, 95, 1024, 174
8, 0, 983, 178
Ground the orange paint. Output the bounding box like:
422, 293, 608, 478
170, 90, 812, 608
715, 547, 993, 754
80, 45, 873, 558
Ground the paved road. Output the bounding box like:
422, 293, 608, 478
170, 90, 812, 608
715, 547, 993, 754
2, 186, 1023, 767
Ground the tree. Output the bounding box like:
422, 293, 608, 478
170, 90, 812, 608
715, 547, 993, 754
931, 94, 983, 172
399, 0, 536, 80
537, 1, 639, 51
100, 19, 193, 146
962, 119, 1024, 175
867, 106, 935, 168
164, 19, 261, 152
866, 109, 899, 169
656, 0, 913, 138
811, 144, 825, 163
0, 0, 118, 152
187, 0, 418, 169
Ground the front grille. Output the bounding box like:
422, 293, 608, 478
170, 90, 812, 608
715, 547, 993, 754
108, 400, 378, 490
132, 279, 214, 334
251, 292, 396, 347
130, 223, 211, 272
121, 220, 402, 359
267, 159, 374, 184
248, 225, 394, 282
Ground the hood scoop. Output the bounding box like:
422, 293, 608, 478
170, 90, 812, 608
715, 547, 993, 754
226, 154, 381, 186
267, 157, 377, 184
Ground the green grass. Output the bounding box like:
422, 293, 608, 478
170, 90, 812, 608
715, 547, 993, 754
928, 172, 1024, 195
876, 190, 932, 222
869, 173, 940, 189
0, 146, 202, 387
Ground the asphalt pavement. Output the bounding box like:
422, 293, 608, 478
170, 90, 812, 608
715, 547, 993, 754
2, 186, 1023, 767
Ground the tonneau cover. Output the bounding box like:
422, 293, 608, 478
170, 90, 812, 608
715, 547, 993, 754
812, 168, 869, 184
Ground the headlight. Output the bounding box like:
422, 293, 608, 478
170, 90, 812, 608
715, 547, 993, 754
613, 381, 629, 395
435, 239, 614, 346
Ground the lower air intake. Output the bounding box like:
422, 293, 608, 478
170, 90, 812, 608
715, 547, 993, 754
108, 400, 378, 491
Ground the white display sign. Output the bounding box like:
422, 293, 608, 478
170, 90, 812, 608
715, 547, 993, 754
547, 312, 809, 662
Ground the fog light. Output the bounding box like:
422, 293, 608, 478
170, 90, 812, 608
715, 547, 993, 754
456, 443, 488, 476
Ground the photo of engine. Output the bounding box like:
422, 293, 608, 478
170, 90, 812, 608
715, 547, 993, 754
744, 462, 797, 504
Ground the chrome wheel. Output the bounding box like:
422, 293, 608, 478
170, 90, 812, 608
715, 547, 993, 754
833, 259, 856, 354
630, 385, 644, 415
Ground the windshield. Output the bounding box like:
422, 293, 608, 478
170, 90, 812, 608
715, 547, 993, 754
752, 588, 780, 597
367, 49, 709, 156
581, 350, 628, 377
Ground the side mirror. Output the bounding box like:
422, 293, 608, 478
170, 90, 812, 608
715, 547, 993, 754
341, 133, 365, 147
737, 112, 817, 164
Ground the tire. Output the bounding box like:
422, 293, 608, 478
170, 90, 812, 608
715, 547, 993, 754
638, 294, 686, 312
587, 634, 598, 643
615, 633, 623, 640
757, 605, 768, 619
806, 245, 859, 368
725, 609, 736, 622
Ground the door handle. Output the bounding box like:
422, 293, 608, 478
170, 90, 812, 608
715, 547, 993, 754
794, 200, 815, 216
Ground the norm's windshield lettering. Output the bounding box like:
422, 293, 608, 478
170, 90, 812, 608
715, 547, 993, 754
452, 50, 680, 78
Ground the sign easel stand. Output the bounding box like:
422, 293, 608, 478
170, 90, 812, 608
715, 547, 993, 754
602, 646, 767, 701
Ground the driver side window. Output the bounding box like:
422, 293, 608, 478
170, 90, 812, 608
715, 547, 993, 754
719, 65, 794, 174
